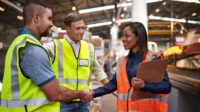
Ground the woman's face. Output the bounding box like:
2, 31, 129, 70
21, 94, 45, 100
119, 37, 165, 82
121, 26, 139, 52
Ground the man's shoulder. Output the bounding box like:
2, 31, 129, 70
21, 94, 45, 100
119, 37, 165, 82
21, 43, 47, 57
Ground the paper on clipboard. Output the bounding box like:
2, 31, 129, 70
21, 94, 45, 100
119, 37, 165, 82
132, 59, 168, 100
136, 59, 168, 82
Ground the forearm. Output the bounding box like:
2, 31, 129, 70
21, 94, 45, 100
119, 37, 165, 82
93, 75, 117, 98
41, 79, 81, 103
142, 73, 172, 94
100, 78, 109, 85
53, 86, 81, 102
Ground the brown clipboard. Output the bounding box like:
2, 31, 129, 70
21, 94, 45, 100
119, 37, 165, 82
132, 59, 168, 100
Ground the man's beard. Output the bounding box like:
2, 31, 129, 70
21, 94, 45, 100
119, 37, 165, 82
41, 30, 50, 37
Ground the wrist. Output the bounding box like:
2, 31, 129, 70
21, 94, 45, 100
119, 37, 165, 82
91, 90, 95, 96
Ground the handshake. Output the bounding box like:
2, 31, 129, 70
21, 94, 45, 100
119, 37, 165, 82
78, 89, 94, 102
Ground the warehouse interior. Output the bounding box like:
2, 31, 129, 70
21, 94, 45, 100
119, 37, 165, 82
0, 0, 200, 112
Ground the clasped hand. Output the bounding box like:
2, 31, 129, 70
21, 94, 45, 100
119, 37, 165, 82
79, 89, 93, 102
131, 77, 145, 89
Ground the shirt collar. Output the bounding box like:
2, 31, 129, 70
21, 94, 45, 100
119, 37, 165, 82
128, 51, 141, 58
64, 34, 80, 45
17, 27, 39, 39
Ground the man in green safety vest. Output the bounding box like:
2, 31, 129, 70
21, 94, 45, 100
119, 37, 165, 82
43, 13, 109, 112
0, 1, 92, 112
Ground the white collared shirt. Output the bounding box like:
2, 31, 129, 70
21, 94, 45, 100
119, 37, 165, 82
43, 34, 107, 81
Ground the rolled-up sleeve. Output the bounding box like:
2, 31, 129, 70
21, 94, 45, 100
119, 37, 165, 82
20, 45, 56, 87
91, 57, 108, 81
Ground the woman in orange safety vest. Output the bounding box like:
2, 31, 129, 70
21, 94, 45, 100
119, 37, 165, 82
92, 22, 171, 112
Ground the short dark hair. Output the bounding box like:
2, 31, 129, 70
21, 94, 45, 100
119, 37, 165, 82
23, 0, 48, 25
122, 22, 148, 59
64, 13, 83, 27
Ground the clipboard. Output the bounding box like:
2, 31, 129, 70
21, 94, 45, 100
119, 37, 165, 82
136, 59, 168, 82
132, 59, 168, 100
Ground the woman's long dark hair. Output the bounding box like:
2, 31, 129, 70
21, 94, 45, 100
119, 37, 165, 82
122, 22, 148, 59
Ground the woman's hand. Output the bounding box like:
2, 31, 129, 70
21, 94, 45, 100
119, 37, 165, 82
131, 77, 145, 89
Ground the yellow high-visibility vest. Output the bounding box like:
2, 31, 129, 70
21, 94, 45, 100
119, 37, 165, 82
0, 34, 59, 112
52, 38, 94, 101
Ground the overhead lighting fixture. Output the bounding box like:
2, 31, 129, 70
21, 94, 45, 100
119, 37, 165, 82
192, 12, 197, 16
17, 15, 23, 20
162, 2, 167, 5
173, 0, 200, 4
1, 0, 22, 12
87, 21, 112, 28
79, 5, 114, 14
87, 16, 200, 28
123, 7, 128, 11
79, 0, 162, 14
146, 0, 163, 3
72, 6, 76, 11
155, 8, 160, 12
0, 7, 5, 12
120, 13, 125, 18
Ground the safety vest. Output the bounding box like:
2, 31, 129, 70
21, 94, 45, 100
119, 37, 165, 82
52, 38, 94, 101
0, 34, 59, 112
116, 51, 168, 112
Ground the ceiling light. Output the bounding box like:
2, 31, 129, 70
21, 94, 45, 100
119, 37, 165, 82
146, 0, 163, 3
87, 21, 112, 28
162, 2, 167, 5
123, 7, 128, 11
1, 0, 22, 12
173, 0, 200, 4
79, 0, 162, 14
17, 15, 23, 20
87, 16, 200, 28
192, 12, 197, 16
72, 6, 76, 11
121, 13, 125, 18
155, 8, 160, 12
79, 5, 114, 14
0, 7, 5, 12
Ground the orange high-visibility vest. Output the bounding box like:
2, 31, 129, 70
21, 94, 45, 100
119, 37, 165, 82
116, 51, 168, 112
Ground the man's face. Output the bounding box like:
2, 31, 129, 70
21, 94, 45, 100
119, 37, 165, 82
67, 20, 85, 43
38, 8, 53, 37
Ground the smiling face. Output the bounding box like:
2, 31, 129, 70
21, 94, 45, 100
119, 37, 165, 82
67, 20, 85, 43
121, 26, 139, 53
37, 8, 53, 37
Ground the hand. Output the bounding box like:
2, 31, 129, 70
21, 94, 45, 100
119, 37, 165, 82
79, 89, 93, 102
131, 77, 145, 89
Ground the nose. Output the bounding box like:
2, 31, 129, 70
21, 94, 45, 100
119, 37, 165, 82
50, 21, 54, 27
80, 28, 84, 35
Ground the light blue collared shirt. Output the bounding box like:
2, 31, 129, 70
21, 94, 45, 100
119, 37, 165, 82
19, 28, 55, 86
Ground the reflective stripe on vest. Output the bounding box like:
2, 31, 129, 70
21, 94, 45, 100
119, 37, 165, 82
116, 57, 125, 80
1, 35, 51, 107
57, 78, 89, 85
57, 39, 64, 78
1, 97, 49, 108
118, 93, 168, 103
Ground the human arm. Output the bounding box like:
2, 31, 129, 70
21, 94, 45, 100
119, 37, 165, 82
91, 56, 109, 84
131, 72, 171, 94
41, 79, 92, 102
142, 72, 171, 94
93, 74, 117, 98
19, 45, 92, 102
43, 41, 55, 61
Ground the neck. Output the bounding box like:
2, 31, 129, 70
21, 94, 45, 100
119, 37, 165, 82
67, 33, 79, 44
131, 46, 139, 54
25, 25, 40, 40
